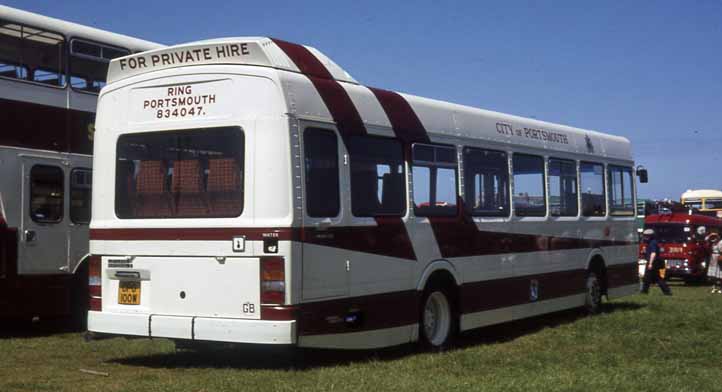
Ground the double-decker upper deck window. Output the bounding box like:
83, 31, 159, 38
30, 165, 64, 223
115, 127, 244, 219
0, 20, 65, 86
463, 147, 509, 217
548, 158, 578, 217
70, 168, 92, 224
70, 39, 129, 93
512, 154, 546, 217
608, 165, 634, 216
304, 128, 340, 217
413, 144, 458, 217
580, 162, 606, 216
348, 136, 405, 217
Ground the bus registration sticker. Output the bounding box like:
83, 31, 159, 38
118, 281, 141, 305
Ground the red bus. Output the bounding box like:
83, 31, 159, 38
641, 212, 722, 283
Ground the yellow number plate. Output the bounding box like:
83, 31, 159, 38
118, 281, 141, 305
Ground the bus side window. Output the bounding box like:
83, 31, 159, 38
412, 144, 458, 217
512, 154, 546, 217
462, 147, 509, 217
70, 168, 92, 224
580, 162, 606, 217
70, 39, 129, 93
348, 136, 406, 217
609, 166, 634, 216
0, 20, 65, 85
30, 165, 64, 223
548, 158, 578, 217
303, 128, 340, 218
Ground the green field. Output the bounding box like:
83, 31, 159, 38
3, 282, 722, 392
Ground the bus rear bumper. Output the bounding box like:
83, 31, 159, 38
88, 311, 296, 345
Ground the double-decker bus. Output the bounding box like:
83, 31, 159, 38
88, 37, 646, 350
681, 189, 722, 216
0, 6, 161, 326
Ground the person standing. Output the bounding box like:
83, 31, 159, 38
707, 233, 722, 294
640, 228, 672, 295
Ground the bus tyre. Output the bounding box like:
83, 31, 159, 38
585, 272, 602, 314
420, 286, 455, 350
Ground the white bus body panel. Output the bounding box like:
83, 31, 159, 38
89, 38, 640, 349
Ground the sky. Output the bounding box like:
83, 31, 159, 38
4, 0, 721, 200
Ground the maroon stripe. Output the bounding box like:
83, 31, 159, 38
606, 262, 639, 289
271, 38, 334, 80
90, 226, 633, 260
461, 269, 587, 314
296, 290, 418, 336
0, 227, 17, 280
367, 87, 430, 143
0, 97, 94, 155
295, 264, 635, 336
303, 220, 416, 260
1, 227, 76, 318
89, 227, 297, 241
271, 39, 366, 142
271, 38, 419, 264
427, 199, 633, 258
261, 305, 298, 321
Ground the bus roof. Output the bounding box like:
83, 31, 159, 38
681, 189, 722, 200
0, 5, 163, 52
105, 37, 633, 162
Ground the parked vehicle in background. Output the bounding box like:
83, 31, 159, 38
681, 189, 722, 217
0, 5, 161, 326
87, 37, 647, 350
641, 210, 722, 283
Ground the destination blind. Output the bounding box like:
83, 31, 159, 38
107, 41, 273, 83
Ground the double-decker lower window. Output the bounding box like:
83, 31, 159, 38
115, 127, 244, 219
609, 165, 634, 216
70, 168, 92, 224
580, 162, 606, 217
348, 136, 406, 217
30, 165, 64, 223
512, 154, 546, 217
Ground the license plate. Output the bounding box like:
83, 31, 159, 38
118, 281, 141, 305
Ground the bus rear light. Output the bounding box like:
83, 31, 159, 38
88, 255, 102, 311
261, 256, 285, 305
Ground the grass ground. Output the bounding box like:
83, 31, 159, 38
2, 282, 722, 392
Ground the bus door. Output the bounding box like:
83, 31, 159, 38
18, 156, 69, 275
300, 124, 349, 300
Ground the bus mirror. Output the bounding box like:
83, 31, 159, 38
636, 166, 648, 183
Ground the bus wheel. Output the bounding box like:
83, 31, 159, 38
420, 287, 455, 350
585, 272, 602, 314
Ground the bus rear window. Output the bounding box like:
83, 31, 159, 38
115, 127, 244, 219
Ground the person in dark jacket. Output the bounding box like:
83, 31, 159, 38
640, 228, 672, 295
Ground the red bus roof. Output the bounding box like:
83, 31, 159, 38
645, 212, 722, 226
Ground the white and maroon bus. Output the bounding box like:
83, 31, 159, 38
0, 6, 161, 325
88, 37, 645, 349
